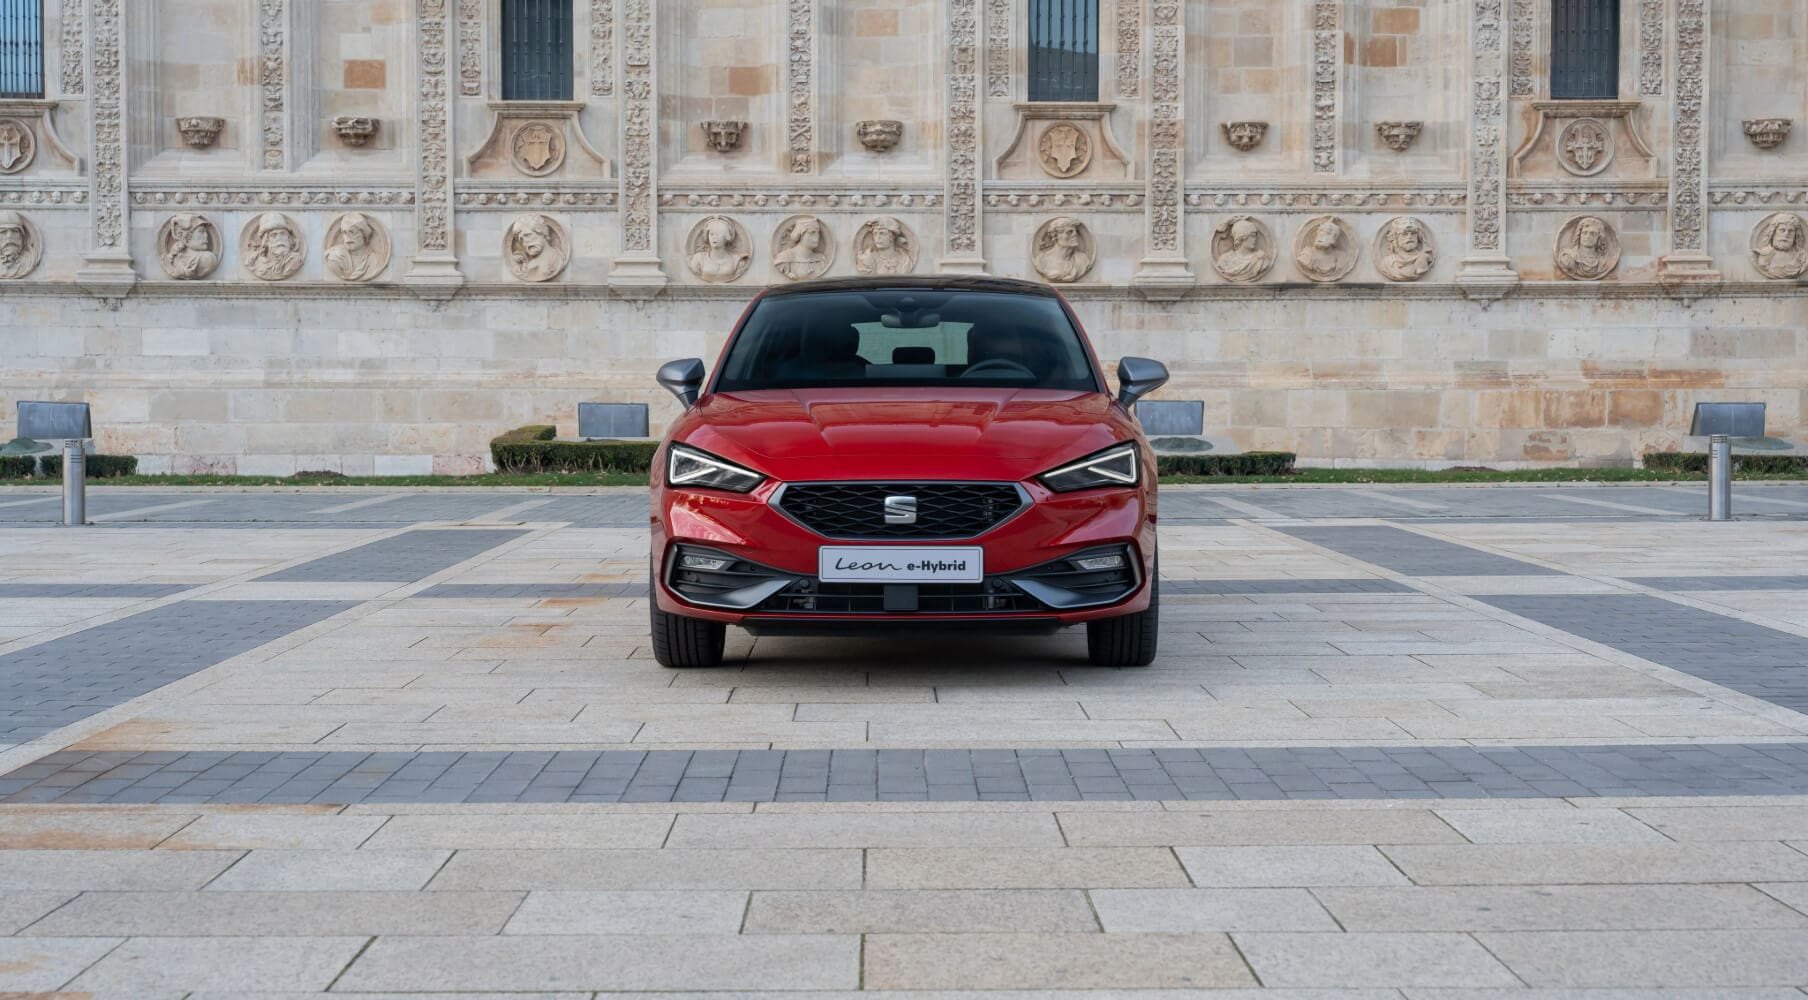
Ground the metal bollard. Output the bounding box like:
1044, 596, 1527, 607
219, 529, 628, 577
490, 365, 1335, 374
62, 442, 86, 527
1707, 433, 1732, 522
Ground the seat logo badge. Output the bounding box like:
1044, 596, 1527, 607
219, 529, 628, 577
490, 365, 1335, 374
883, 495, 918, 525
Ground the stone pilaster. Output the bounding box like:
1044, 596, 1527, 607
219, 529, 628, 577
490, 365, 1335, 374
1455, 0, 1518, 297
589, 0, 613, 96
406, 0, 464, 293
609, 0, 667, 293
785, 0, 816, 173
940, 0, 985, 273
1658, 0, 1719, 284
1132, 0, 1190, 296
75, 0, 134, 298
1311, 0, 1341, 173
60, 0, 84, 95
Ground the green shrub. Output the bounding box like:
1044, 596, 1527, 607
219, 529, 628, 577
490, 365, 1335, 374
0, 455, 35, 479
494, 424, 557, 444
490, 435, 659, 474
1642, 452, 1808, 475
1157, 451, 1296, 477
37, 454, 139, 478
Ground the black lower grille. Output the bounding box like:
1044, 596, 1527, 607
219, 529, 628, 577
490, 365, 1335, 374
776, 482, 1024, 539
758, 580, 1042, 614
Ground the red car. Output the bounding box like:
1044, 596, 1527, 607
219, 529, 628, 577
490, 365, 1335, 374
649, 276, 1168, 668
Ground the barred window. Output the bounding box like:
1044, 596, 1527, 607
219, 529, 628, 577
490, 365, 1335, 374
1027, 0, 1098, 102
501, 0, 573, 101
0, 0, 44, 99
1551, 0, 1619, 99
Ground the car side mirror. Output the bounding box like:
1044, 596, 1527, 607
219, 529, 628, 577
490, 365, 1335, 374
657, 358, 706, 409
1116, 356, 1169, 409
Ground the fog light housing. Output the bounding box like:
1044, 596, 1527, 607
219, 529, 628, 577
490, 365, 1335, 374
679, 552, 734, 572
1072, 552, 1126, 572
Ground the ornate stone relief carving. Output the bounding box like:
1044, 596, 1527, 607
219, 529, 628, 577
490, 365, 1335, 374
985, 0, 1010, 98
786, 0, 814, 173
856, 120, 902, 153
616, 0, 656, 264
333, 117, 378, 147
1662, 0, 1711, 277
996, 105, 1131, 181
1186, 188, 1465, 210
0, 118, 35, 173
467, 106, 611, 180
1512, 102, 1655, 180
1117, 0, 1141, 99
1038, 123, 1091, 178
413, 0, 457, 273
1709, 188, 1808, 206
1511, 188, 1666, 208
258, 0, 285, 169
1375, 216, 1436, 282
512, 122, 566, 176
458, 0, 483, 97
853, 217, 918, 275
1311, 0, 1339, 172
1509, 0, 1534, 97
1461, 0, 1512, 286
177, 116, 223, 149
1293, 215, 1359, 283
702, 120, 747, 154
590, 0, 614, 96
134, 188, 413, 207
1558, 118, 1613, 176
1138, 0, 1186, 283
1210, 215, 1276, 283
240, 211, 304, 281
503, 214, 569, 282
991, 190, 1141, 210
771, 214, 835, 281
1222, 122, 1266, 152
663, 190, 939, 209
156, 213, 222, 280
461, 187, 615, 208
1639, 0, 1664, 97
1555, 215, 1620, 280
325, 212, 392, 282
1751, 213, 1808, 280
0, 211, 43, 279
686, 216, 753, 283
84, 0, 128, 264
60, 0, 84, 94
1376, 121, 1423, 153
1031, 216, 1096, 283
1744, 119, 1792, 151
944, 0, 982, 267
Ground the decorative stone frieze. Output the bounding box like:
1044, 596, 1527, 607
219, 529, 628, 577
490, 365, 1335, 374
332, 117, 378, 147
1555, 215, 1620, 281
133, 188, 413, 207
1222, 122, 1267, 152
855, 120, 902, 153
996, 105, 1131, 181
590, 0, 614, 96
985, 0, 1010, 98
61, 0, 84, 95
0, 118, 35, 173
661, 190, 940, 209
1750, 213, 1808, 280
853, 217, 918, 275
1375, 217, 1436, 282
1185, 188, 1465, 210
702, 120, 747, 154
1031, 216, 1095, 283
156, 213, 222, 280
1311, 0, 1340, 173
1744, 118, 1793, 151
1210, 215, 1276, 284
772, 215, 835, 281
503, 214, 569, 283
177, 116, 224, 149
240, 211, 304, 281
324, 212, 392, 282
1293, 215, 1359, 283
1376, 122, 1423, 153
1639, 0, 1665, 96
257, 0, 285, 170
786, 0, 815, 173
1509, 0, 1534, 97
0, 211, 43, 279
685, 215, 753, 282
468, 104, 610, 181
1116, 0, 1140, 99
457, 0, 483, 97
942, 0, 983, 272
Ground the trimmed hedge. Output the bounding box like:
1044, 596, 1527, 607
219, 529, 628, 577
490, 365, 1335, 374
1156, 451, 1296, 477
1643, 452, 1808, 475
0, 455, 35, 479
490, 426, 657, 474
39, 454, 139, 478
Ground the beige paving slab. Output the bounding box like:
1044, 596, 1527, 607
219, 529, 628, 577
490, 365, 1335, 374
864, 720, 1179, 743
1430, 808, 1669, 844
726, 685, 937, 703
1400, 988, 1807, 999
1233, 932, 1522, 988
503, 890, 748, 934
189, 994, 587, 1000
744, 889, 1097, 934
1089, 888, 1340, 932
158, 813, 386, 850
0, 891, 76, 934
865, 847, 1189, 889
1175, 846, 1413, 887
793, 702, 1089, 720
428, 848, 864, 891
665, 812, 1064, 849
1476, 929, 1808, 988
1381, 843, 1808, 885
320, 721, 646, 744
204, 848, 451, 891
0, 812, 198, 850
22, 889, 522, 937
60, 936, 363, 994
1318, 883, 1808, 931
1758, 882, 1808, 916
1629, 806, 1808, 842
862, 932, 1257, 990
361, 813, 674, 849
0, 850, 241, 891
0, 936, 122, 992
335, 934, 860, 992
1055, 809, 1463, 847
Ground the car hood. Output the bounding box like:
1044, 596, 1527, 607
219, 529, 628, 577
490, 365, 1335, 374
674, 387, 1135, 482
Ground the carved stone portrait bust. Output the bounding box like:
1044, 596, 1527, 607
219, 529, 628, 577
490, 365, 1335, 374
1555, 215, 1620, 281
502, 214, 569, 282
1751, 212, 1808, 281
853, 216, 918, 275
0, 210, 42, 279
1210, 215, 1276, 283
1375, 217, 1436, 283
240, 212, 304, 281
771, 215, 836, 281
157, 213, 222, 280
1292, 215, 1359, 283
686, 215, 752, 283
1031, 216, 1096, 283
324, 212, 392, 282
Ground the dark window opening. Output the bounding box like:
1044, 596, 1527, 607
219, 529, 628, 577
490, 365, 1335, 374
1027, 0, 1098, 102
1551, 0, 1619, 99
501, 0, 573, 101
0, 0, 44, 99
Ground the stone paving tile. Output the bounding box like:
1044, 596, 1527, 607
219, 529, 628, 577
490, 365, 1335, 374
256, 528, 528, 582
862, 932, 1257, 990
361, 813, 674, 849
1401, 988, 1808, 999
0, 583, 196, 598
665, 811, 1065, 848
0, 891, 75, 934
744, 888, 1098, 933
157, 813, 385, 849
865, 847, 1190, 889
0, 936, 124, 991
22, 889, 522, 936
1625, 805, 1808, 841
0, 810, 197, 849
1429, 807, 1671, 843
1314, 884, 1808, 931
1380, 843, 1808, 885
1089, 888, 1340, 931
1234, 932, 1521, 988
204, 848, 451, 891
1475, 929, 1808, 988
0, 849, 241, 891
1174, 846, 1411, 887
1629, 575, 1808, 591
428, 848, 865, 890
65, 935, 368, 993
1054, 809, 1465, 846
1276, 525, 1559, 576
502, 890, 748, 934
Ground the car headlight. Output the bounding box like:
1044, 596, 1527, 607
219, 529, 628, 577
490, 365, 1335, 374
667, 443, 765, 493
1038, 442, 1140, 492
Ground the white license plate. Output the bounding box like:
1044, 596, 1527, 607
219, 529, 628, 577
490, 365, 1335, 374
818, 546, 984, 584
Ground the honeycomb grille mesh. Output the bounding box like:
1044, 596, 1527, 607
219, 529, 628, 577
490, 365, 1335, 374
777, 482, 1024, 539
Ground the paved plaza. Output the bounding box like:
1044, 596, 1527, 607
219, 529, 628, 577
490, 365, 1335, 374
2, 482, 1808, 995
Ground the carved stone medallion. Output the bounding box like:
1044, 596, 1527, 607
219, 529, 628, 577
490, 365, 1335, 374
856, 120, 903, 154
1744, 118, 1793, 151
1292, 215, 1359, 283
176, 116, 225, 149
0, 211, 43, 279
333, 116, 379, 148
771, 215, 836, 281
0, 118, 35, 174
1554, 215, 1621, 281
1750, 212, 1808, 280
324, 212, 393, 282
853, 217, 918, 275
156, 213, 222, 280
685, 215, 753, 283
1374, 217, 1436, 283
1031, 217, 1096, 284
510, 122, 566, 177
702, 120, 747, 154
1209, 215, 1277, 284
502, 214, 570, 283
1376, 121, 1423, 153
1558, 118, 1613, 177
1222, 121, 1268, 152
1037, 123, 1091, 179
239, 212, 305, 282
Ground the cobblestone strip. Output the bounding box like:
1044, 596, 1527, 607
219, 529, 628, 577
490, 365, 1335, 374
0, 584, 197, 598
255, 529, 530, 583
1276, 525, 1559, 576
7, 743, 1808, 804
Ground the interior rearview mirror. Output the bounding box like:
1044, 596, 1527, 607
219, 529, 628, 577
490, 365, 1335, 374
657, 358, 706, 409
1116, 356, 1169, 409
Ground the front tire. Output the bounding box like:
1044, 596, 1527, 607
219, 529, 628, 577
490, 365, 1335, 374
1086, 564, 1159, 667
650, 570, 727, 668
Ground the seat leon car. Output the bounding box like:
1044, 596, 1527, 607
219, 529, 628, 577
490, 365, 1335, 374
649, 276, 1169, 669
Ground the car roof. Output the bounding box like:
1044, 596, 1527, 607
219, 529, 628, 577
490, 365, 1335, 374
757, 275, 1061, 299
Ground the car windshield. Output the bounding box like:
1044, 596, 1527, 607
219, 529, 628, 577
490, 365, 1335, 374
713, 289, 1101, 392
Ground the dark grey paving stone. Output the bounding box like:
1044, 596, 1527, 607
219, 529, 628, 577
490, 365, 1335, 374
1276, 525, 1558, 576
0, 584, 199, 598
414, 582, 650, 599
1626, 576, 1808, 592
1162, 578, 1413, 595
256, 529, 529, 583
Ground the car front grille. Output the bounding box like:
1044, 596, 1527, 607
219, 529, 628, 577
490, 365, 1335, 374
758, 581, 1042, 615
775, 482, 1025, 540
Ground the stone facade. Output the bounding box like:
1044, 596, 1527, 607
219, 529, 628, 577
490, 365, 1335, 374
0, 0, 1804, 472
